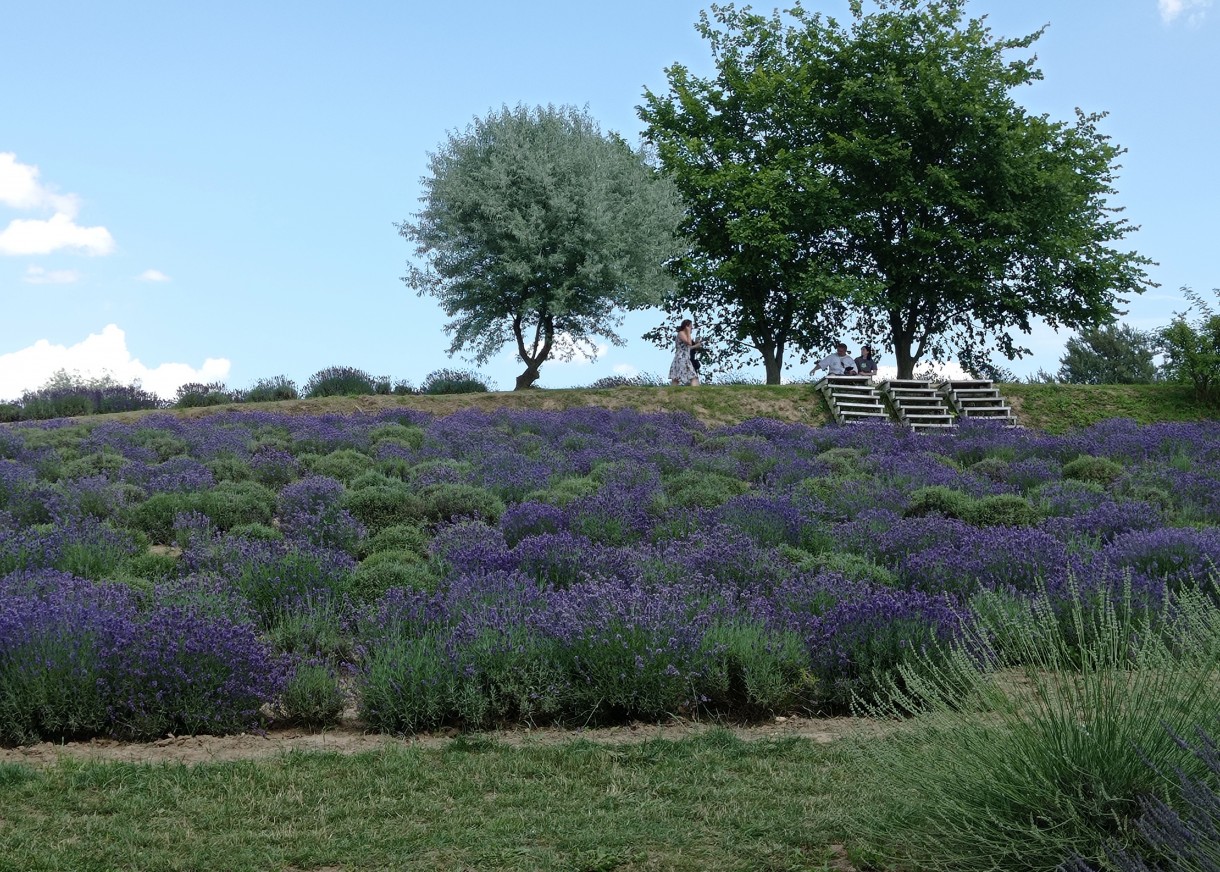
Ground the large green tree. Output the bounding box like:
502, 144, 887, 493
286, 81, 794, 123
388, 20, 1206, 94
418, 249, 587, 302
639, 7, 850, 383
1160, 288, 1220, 403
643, 0, 1153, 379
399, 104, 684, 390
1057, 323, 1159, 385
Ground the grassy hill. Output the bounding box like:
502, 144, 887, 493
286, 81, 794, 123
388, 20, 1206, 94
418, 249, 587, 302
28, 381, 1220, 433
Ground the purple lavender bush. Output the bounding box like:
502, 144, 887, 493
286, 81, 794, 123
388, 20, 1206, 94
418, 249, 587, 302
1, 570, 286, 743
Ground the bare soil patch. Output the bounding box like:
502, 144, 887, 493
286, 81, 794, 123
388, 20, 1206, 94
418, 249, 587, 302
1, 712, 877, 768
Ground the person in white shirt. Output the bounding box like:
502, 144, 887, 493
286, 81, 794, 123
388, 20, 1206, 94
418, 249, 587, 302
814, 342, 858, 376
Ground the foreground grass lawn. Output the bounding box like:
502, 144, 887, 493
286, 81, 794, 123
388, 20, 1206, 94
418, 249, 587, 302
0, 730, 865, 872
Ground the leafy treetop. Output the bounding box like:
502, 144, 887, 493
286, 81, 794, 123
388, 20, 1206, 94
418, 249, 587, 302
399, 104, 684, 390
643, 0, 1154, 380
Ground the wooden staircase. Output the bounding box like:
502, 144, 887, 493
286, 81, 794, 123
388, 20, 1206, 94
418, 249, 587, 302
938, 379, 1018, 426
816, 375, 889, 425
879, 379, 955, 432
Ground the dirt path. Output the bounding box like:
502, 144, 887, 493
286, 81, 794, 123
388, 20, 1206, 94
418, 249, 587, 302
1, 712, 876, 767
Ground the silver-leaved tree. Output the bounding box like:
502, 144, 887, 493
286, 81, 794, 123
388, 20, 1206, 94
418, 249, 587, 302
399, 104, 685, 390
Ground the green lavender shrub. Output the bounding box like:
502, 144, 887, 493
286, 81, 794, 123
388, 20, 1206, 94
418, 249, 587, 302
277, 663, 346, 728
852, 582, 1220, 871
174, 382, 236, 408
1064, 454, 1126, 486
964, 494, 1041, 527
244, 375, 299, 402
307, 449, 375, 484
341, 484, 421, 533
303, 365, 377, 398
903, 485, 974, 520
420, 368, 490, 395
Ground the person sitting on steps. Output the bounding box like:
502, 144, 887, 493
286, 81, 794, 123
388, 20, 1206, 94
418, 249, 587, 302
854, 344, 879, 376
813, 342, 857, 377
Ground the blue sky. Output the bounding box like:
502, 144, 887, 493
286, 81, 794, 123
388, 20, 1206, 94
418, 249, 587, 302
2, 0, 1216, 399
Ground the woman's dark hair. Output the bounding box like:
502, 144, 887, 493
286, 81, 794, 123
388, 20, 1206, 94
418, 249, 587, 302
861, 345, 873, 356
679, 319, 693, 330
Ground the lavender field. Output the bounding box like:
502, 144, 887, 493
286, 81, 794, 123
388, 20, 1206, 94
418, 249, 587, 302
3, 406, 1219, 745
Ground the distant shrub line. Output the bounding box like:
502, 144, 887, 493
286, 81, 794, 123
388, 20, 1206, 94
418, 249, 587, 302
0, 360, 813, 424
0, 365, 499, 422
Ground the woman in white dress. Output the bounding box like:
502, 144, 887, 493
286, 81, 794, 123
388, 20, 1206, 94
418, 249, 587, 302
669, 319, 702, 386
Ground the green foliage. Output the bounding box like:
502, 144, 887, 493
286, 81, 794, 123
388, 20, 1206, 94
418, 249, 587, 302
699, 622, 818, 716
307, 448, 374, 484
174, 382, 235, 408
782, 548, 898, 587
244, 375, 299, 403
368, 422, 424, 450
1058, 323, 1159, 385
1160, 287, 1220, 403
1063, 454, 1126, 486
662, 469, 750, 509
303, 365, 377, 398
125, 482, 275, 543
526, 475, 599, 508
854, 585, 1220, 871
416, 483, 505, 526
227, 522, 282, 542
399, 103, 684, 390
277, 664, 345, 728
816, 447, 866, 477
0, 633, 106, 744
268, 602, 353, 664
199, 481, 276, 531
56, 527, 143, 581
350, 551, 437, 602
348, 470, 400, 490
125, 492, 195, 544
964, 494, 1041, 527
969, 456, 1010, 482
586, 373, 666, 388
420, 368, 491, 395
1032, 479, 1108, 517
205, 454, 252, 483
341, 484, 422, 533
360, 523, 431, 559
121, 550, 180, 581
11, 370, 164, 420
59, 450, 128, 480
903, 486, 974, 520
642, 1, 1152, 379
129, 428, 188, 461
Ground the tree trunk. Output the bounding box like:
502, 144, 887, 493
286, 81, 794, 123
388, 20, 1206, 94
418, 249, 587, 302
515, 365, 542, 390
894, 344, 916, 380
891, 308, 920, 379
512, 311, 554, 391
754, 336, 784, 385
763, 355, 783, 385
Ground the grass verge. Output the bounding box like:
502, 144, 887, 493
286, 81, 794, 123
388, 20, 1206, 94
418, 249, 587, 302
0, 730, 862, 872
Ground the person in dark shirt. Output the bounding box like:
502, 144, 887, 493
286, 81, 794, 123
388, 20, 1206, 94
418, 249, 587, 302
855, 345, 879, 376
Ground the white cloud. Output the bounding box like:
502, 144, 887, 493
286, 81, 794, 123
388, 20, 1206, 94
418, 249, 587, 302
0, 153, 115, 256
0, 153, 77, 213
0, 212, 115, 256
612, 363, 640, 377
137, 268, 171, 282
23, 265, 81, 284
0, 324, 230, 402
1159, 0, 1212, 24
